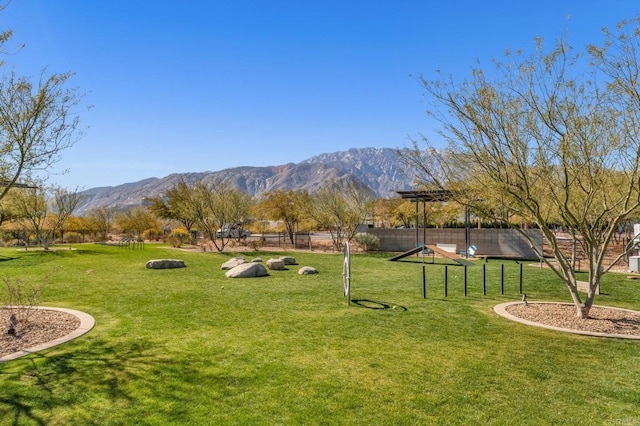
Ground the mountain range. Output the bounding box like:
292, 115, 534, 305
75, 147, 419, 215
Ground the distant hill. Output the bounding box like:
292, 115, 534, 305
75, 147, 421, 215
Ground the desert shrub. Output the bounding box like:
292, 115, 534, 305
248, 236, 266, 251
0, 231, 14, 246
64, 232, 83, 244
167, 227, 192, 248
142, 228, 163, 241
354, 233, 380, 252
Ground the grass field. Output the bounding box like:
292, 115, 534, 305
1, 243, 639, 425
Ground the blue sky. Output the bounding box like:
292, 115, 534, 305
3, 1, 639, 189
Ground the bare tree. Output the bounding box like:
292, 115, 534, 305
403, 19, 640, 318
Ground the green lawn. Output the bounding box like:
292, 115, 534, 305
1, 244, 639, 425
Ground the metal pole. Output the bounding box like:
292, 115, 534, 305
501, 264, 504, 295
415, 198, 419, 248
482, 263, 487, 296
422, 265, 426, 299
423, 200, 427, 247
519, 263, 523, 294
464, 205, 470, 258
444, 265, 448, 297
464, 265, 468, 297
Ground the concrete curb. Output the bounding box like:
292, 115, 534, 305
0, 307, 95, 362
494, 301, 640, 340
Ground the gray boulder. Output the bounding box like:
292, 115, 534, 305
266, 258, 286, 270
221, 257, 246, 270
146, 259, 186, 269
298, 266, 318, 275
225, 262, 269, 278
280, 256, 297, 265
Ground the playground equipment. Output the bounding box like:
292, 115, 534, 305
342, 241, 351, 305
425, 245, 474, 266
388, 245, 426, 261
391, 189, 476, 263
428, 262, 524, 298
389, 243, 475, 266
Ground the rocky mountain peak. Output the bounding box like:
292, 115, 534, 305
75, 147, 420, 215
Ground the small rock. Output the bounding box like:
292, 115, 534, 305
266, 258, 286, 270
146, 259, 186, 269
298, 266, 318, 275
279, 256, 297, 265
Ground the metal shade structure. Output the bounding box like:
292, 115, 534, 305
396, 189, 453, 202
0, 180, 37, 189
0, 180, 38, 189
396, 189, 471, 257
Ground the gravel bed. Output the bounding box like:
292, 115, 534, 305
506, 303, 640, 336
0, 308, 81, 357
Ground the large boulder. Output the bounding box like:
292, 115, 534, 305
221, 257, 246, 270
146, 259, 186, 269
298, 266, 318, 275
279, 256, 297, 265
266, 258, 286, 270
225, 262, 269, 278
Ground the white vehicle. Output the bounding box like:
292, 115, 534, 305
215, 223, 251, 239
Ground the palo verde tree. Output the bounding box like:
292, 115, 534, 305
306, 179, 374, 251
85, 205, 115, 241
403, 18, 640, 318
114, 207, 161, 241
258, 189, 309, 244
0, 3, 84, 202
144, 177, 198, 235
0, 70, 83, 201
12, 185, 82, 249
189, 178, 253, 252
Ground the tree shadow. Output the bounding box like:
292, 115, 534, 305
0, 335, 237, 424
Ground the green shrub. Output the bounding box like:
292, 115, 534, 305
354, 232, 380, 251
166, 227, 192, 248
142, 228, 163, 241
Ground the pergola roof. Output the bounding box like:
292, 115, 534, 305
396, 189, 453, 202
0, 180, 37, 189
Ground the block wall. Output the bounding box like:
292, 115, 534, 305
368, 228, 542, 259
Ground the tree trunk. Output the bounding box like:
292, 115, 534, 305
565, 278, 590, 319
571, 285, 596, 319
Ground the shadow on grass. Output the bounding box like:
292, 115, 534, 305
351, 299, 408, 311
0, 336, 217, 424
